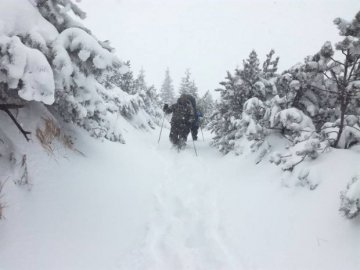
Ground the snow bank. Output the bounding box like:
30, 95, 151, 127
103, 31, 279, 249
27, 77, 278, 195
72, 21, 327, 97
1, 125, 360, 270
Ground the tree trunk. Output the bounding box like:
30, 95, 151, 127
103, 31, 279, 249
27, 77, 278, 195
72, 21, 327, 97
333, 50, 350, 148
334, 94, 346, 148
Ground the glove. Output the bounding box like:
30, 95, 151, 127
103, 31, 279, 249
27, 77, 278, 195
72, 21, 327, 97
163, 104, 169, 111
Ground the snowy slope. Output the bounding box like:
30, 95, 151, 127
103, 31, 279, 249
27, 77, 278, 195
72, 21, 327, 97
0, 1, 359, 269
1, 109, 360, 270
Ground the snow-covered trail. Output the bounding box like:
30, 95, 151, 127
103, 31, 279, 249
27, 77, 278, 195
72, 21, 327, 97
1, 124, 360, 270
127, 136, 239, 270
0, 126, 236, 270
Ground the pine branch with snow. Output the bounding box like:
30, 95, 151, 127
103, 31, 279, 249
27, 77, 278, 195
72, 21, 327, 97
36, 0, 87, 33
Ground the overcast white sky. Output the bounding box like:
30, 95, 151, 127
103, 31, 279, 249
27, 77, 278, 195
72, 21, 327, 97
80, 0, 360, 96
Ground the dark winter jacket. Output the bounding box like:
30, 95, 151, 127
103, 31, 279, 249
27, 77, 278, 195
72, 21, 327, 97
164, 96, 195, 126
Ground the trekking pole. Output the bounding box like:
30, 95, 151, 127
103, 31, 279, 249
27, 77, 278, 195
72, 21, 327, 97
158, 113, 165, 144
192, 138, 198, 156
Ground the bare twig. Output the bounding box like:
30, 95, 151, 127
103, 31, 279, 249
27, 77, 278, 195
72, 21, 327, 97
0, 104, 31, 141
284, 154, 308, 172
329, 56, 345, 67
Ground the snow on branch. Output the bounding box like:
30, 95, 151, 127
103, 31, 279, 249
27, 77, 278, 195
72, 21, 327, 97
0, 35, 55, 105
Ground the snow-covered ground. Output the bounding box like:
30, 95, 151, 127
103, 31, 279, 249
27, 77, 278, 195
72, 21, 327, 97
1, 110, 360, 270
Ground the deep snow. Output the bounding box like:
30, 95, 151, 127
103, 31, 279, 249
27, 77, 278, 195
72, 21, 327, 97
1, 110, 360, 270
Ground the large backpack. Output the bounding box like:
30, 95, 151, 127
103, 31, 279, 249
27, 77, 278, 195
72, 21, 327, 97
182, 94, 199, 125
171, 95, 194, 125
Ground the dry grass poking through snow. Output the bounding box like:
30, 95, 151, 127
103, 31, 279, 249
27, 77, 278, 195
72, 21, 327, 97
13, 155, 30, 187
36, 118, 84, 156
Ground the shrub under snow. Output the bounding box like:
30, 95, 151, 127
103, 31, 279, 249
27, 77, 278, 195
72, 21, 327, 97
340, 176, 360, 219
339, 176, 360, 219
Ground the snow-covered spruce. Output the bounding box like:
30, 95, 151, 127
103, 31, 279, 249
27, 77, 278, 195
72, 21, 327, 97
133, 69, 163, 128
178, 69, 199, 99
307, 12, 360, 149
38, 0, 162, 140
211, 9, 360, 168
1, 0, 163, 147
50, 26, 128, 141
209, 50, 279, 154
160, 68, 176, 105
340, 176, 360, 219
197, 90, 215, 126
0, 0, 57, 142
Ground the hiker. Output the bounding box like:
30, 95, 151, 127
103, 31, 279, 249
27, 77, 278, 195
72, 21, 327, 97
163, 94, 195, 148
182, 94, 202, 141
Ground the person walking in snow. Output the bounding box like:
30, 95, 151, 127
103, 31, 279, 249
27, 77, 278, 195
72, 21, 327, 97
182, 94, 202, 141
163, 94, 195, 148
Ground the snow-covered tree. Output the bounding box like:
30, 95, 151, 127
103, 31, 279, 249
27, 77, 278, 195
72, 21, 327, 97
133, 68, 148, 94
127, 69, 162, 128
273, 12, 360, 150
178, 69, 199, 99
35, 0, 134, 141
50, 26, 127, 141
210, 28, 352, 160
209, 50, 279, 153
208, 71, 243, 153
237, 50, 261, 99
313, 13, 360, 148
138, 85, 163, 127
1, 0, 159, 142
160, 68, 175, 105
107, 61, 136, 94
197, 91, 215, 125
0, 1, 57, 141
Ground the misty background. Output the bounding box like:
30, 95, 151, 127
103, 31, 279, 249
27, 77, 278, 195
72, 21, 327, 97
80, 0, 359, 96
